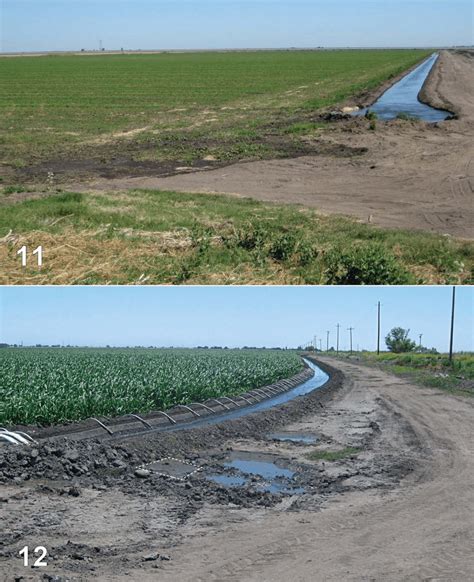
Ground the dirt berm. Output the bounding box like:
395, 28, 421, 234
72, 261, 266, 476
1, 357, 473, 581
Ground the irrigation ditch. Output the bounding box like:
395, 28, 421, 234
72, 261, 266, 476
354, 52, 453, 121
0, 358, 347, 487
2, 355, 436, 579
0, 353, 425, 536
5, 357, 328, 444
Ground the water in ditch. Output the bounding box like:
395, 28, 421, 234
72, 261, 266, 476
155, 358, 328, 433
354, 53, 451, 122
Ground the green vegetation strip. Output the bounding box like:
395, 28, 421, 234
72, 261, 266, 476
305, 447, 361, 461
337, 352, 474, 396
1, 190, 472, 285
0, 50, 430, 169
0, 348, 303, 426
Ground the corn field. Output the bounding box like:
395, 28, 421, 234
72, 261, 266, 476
0, 348, 303, 425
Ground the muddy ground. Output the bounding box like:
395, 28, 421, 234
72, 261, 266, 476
69, 49, 472, 238
1, 356, 473, 581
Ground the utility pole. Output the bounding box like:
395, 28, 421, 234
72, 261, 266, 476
348, 327, 354, 355
418, 334, 423, 348
377, 301, 381, 355
313, 335, 317, 352
326, 331, 330, 352
319, 339, 322, 352
336, 324, 340, 355
449, 286, 456, 363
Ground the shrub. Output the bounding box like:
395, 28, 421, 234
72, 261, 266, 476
385, 327, 417, 353
232, 224, 269, 251
268, 233, 298, 262
324, 243, 412, 285
297, 239, 318, 266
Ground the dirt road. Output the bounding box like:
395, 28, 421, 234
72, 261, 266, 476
1, 357, 472, 581
86, 50, 473, 238
153, 356, 474, 582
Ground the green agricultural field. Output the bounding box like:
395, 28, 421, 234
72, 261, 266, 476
3, 49, 463, 287
0, 347, 303, 425
0, 49, 429, 175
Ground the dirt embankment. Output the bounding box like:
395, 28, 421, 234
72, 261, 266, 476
420, 50, 474, 119
1, 357, 473, 581
82, 50, 473, 238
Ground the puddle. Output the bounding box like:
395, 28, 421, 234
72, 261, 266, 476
206, 452, 306, 495
263, 483, 305, 495
208, 474, 247, 488
354, 53, 451, 122
268, 432, 318, 444
225, 458, 294, 480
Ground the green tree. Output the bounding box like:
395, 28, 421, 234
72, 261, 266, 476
385, 327, 416, 353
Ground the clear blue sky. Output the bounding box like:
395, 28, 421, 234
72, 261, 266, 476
0, 286, 472, 352
1, 1, 472, 53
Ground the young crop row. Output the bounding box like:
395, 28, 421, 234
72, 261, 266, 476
1, 49, 429, 167
0, 348, 303, 426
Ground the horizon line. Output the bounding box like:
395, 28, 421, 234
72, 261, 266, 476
1, 45, 472, 56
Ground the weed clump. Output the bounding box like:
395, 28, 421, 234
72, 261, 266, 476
396, 112, 417, 121
232, 224, 268, 252
1, 185, 26, 195
324, 243, 412, 285
305, 447, 361, 461
268, 233, 298, 261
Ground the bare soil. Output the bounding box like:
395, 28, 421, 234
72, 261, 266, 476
1, 357, 473, 581
77, 50, 473, 238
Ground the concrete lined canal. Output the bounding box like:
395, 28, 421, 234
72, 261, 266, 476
158, 358, 329, 433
